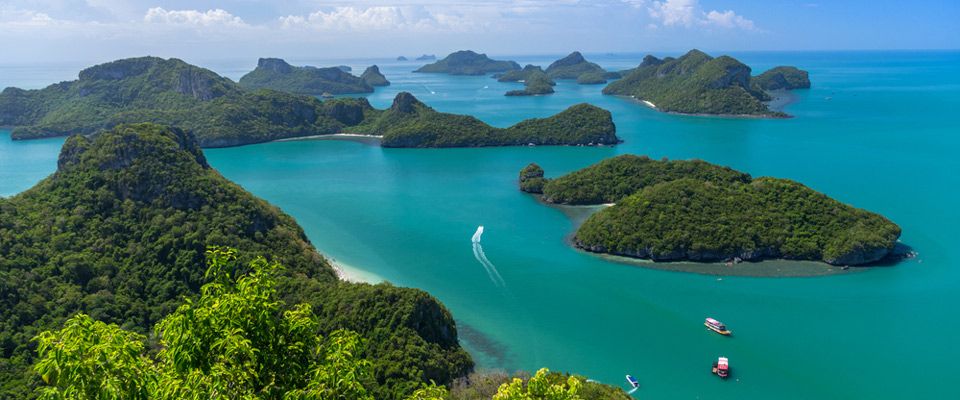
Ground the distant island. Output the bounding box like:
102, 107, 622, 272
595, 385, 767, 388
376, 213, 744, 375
0, 57, 616, 148
415, 50, 520, 75
416, 54, 437, 61
0, 56, 364, 147
520, 155, 901, 265
396, 56, 408, 61
344, 92, 619, 147
238, 58, 374, 94
499, 65, 556, 96
361, 65, 390, 86
546, 51, 618, 84
603, 50, 810, 117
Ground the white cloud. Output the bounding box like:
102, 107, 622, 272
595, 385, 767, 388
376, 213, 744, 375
630, 0, 757, 30
279, 6, 484, 33
705, 9, 755, 30
144, 7, 247, 27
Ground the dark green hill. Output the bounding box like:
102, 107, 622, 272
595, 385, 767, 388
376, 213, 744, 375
502, 66, 556, 96
0, 123, 471, 398
346, 92, 618, 147
415, 50, 520, 75
361, 65, 391, 86
603, 50, 808, 116
754, 66, 811, 90
0, 57, 359, 147
238, 58, 374, 94
522, 155, 901, 265
545, 51, 607, 81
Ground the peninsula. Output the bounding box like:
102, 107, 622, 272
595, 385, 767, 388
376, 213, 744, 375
344, 92, 619, 147
238, 57, 374, 94
415, 50, 521, 75
603, 50, 810, 117
520, 155, 901, 265
0, 123, 473, 399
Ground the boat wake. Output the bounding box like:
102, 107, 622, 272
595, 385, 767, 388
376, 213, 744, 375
423, 84, 437, 95
471, 226, 505, 287
627, 387, 639, 395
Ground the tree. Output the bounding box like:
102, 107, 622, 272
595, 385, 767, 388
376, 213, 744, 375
493, 368, 582, 400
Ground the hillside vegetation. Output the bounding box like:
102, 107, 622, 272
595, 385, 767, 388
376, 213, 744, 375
603, 50, 809, 116
415, 51, 520, 75
346, 92, 619, 147
0, 123, 471, 399
238, 58, 374, 94
521, 155, 901, 265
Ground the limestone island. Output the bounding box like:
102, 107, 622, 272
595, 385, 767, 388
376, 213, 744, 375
519, 155, 901, 266
0, 56, 366, 147
498, 65, 556, 96
396, 56, 408, 61
603, 50, 811, 117
360, 65, 390, 87
415, 54, 437, 61
238, 58, 374, 94
415, 50, 520, 75
0, 57, 619, 149
546, 51, 620, 84
343, 92, 619, 147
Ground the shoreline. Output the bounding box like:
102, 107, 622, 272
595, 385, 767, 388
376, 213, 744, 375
274, 133, 382, 143
619, 95, 792, 119
327, 256, 384, 284
545, 200, 870, 278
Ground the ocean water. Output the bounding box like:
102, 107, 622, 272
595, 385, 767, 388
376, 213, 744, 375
2, 51, 959, 399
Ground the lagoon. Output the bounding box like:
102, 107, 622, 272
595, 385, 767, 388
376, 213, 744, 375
2, 51, 959, 399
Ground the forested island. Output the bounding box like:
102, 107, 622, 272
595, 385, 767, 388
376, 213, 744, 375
499, 65, 556, 96
415, 50, 520, 75
545, 51, 618, 84
520, 155, 901, 266
0, 123, 630, 399
0, 57, 618, 149
603, 50, 810, 117
344, 92, 619, 147
238, 58, 374, 94
360, 64, 391, 86
0, 57, 364, 147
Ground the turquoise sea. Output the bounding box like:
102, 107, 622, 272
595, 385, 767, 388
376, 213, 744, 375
2, 51, 959, 399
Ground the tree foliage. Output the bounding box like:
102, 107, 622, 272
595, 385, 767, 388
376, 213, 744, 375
238, 58, 374, 95
0, 123, 472, 398
603, 49, 802, 116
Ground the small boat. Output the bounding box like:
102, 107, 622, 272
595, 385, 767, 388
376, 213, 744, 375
704, 317, 731, 335
712, 357, 730, 379
625, 374, 639, 388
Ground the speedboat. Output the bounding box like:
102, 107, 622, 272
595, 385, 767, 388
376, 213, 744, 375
712, 357, 730, 379
704, 317, 731, 335
625, 374, 639, 388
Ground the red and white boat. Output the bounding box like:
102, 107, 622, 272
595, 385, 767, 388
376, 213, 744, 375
712, 357, 730, 379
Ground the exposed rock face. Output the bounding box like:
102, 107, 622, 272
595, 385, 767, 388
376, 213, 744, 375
257, 57, 294, 73
707, 56, 752, 90
824, 245, 892, 266
390, 91, 422, 114
361, 65, 390, 86
518, 163, 546, 193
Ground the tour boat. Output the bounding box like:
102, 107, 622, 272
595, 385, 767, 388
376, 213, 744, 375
625, 374, 639, 388
711, 357, 730, 379
704, 317, 731, 335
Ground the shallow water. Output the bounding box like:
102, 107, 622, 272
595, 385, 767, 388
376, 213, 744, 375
2, 51, 959, 399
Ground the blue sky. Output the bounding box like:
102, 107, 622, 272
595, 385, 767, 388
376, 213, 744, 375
0, 0, 956, 62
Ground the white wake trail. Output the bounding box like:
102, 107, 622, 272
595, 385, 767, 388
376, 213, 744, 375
471, 226, 505, 287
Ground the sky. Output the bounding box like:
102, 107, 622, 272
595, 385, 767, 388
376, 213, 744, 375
0, 0, 957, 63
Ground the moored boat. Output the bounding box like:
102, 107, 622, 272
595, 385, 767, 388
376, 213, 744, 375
704, 317, 731, 335
711, 357, 730, 379
625, 374, 639, 388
